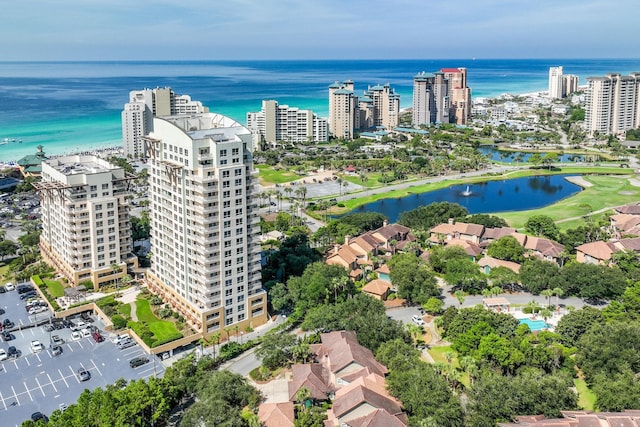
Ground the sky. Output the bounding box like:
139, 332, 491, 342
2, 0, 639, 61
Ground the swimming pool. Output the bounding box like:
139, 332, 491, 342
519, 318, 550, 331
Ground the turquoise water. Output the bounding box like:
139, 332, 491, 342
2, 59, 640, 161
519, 318, 550, 331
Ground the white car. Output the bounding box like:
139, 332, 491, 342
70, 331, 82, 341
5, 283, 15, 291
0, 349, 7, 361
112, 334, 130, 345
30, 340, 44, 353
411, 315, 426, 326
28, 306, 47, 315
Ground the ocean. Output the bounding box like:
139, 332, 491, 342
1, 58, 640, 162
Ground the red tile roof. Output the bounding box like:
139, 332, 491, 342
258, 402, 295, 427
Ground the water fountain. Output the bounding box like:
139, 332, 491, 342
461, 185, 472, 196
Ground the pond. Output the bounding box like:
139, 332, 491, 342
350, 174, 582, 223
478, 146, 600, 163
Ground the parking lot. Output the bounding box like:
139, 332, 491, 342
0, 283, 165, 426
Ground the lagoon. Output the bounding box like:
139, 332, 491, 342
350, 174, 582, 222
477, 147, 600, 164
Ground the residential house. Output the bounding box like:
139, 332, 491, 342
478, 256, 521, 274
576, 237, 640, 265
362, 279, 391, 301
288, 363, 333, 402
523, 236, 565, 263
429, 219, 485, 244
326, 223, 415, 278
610, 213, 640, 238
258, 402, 295, 427
310, 331, 388, 386
498, 410, 640, 426
325, 373, 407, 426
445, 238, 483, 259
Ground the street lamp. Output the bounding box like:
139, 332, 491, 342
240, 332, 244, 344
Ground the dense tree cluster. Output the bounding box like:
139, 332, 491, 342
301, 293, 408, 352
398, 202, 468, 232
388, 252, 439, 304
23, 356, 259, 427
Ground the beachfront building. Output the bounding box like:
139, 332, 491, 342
122, 87, 207, 158
548, 66, 580, 100
143, 113, 267, 337
246, 100, 328, 147
34, 155, 137, 288
441, 68, 472, 125
328, 80, 400, 139
584, 73, 640, 137
413, 68, 471, 126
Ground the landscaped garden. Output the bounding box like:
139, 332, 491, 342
96, 289, 187, 347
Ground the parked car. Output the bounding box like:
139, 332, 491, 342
92, 332, 104, 343
51, 335, 64, 346
0, 308, 4, 315
112, 334, 130, 345
17, 285, 34, 294
31, 412, 46, 422
29, 306, 47, 315
30, 340, 44, 353
51, 345, 63, 356
77, 368, 91, 381
118, 339, 136, 350
20, 291, 37, 300
7, 346, 19, 358
3, 319, 14, 329
129, 356, 149, 368
411, 314, 426, 326
70, 331, 81, 341
80, 328, 91, 338
71, 321, 88, 331
2, 331, 13, 341
0, 349, 7, 361
0, 286, 6, 293
5, 282, 15, 291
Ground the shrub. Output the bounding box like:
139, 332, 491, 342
149, 295, 163, 305
158, 308, 173, 319
112, 315, 127, 329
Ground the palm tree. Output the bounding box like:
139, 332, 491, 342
454, 290, 465, 307
490, 286, 502, 297
541, 289, 554, 308
481, 288, 492, 299
210, 331, 221, 359
527, 300, 539, 316
111, 263, 121, 288
552, 287, 564, 308
405, 323, 424, 345
539, 308, 552, 323
336, 176, 343, 195
295, 386, 312, 408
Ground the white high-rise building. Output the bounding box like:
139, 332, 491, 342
35, 155, 137, 288
246, 100, 328, 147
585, 73, 640, 137
329, 81, 358, 139
548, 66, 580, 99
144, 113, 267, 337
548, 67, 564, 99
122, 88, 207, 158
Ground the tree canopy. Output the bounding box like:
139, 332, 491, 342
398, 202, 468, 231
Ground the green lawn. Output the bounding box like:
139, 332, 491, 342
428, 345, 460, 368
43, 279, 65, 298
134, 299, 182, 346
256, 165, 300, 185
0, 262, 11, 283
497, 175, 640, 229
574, 378, 597, 410
119, 303, 131, 317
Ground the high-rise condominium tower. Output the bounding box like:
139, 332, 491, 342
328, 81, 400, 139
412, 71, 449, 126
35, 155, 137, 288
585, 73, 640, 137
548, 66, 580, 99
144, 113, 267, 336
122, 88, 207, 158
246, 100, 328, 146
